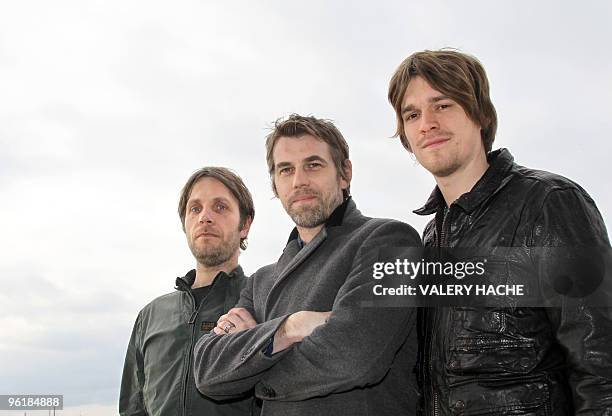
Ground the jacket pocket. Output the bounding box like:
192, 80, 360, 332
447, 375, 550, 416
447, 333, 537, 375
446, 308, 539, 375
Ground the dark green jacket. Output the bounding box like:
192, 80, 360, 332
119, 267, 254, 416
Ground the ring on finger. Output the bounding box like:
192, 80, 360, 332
223, 322, 236, 333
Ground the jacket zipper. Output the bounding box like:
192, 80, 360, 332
430, 207, 450, 416
182, 285, 215, 416
440, 206, 450, 247
429, 308, 440, 416
181, 289, 198, 416
433, 391, 440, 416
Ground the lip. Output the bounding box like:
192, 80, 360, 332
422, 137, 450, 149
290, 195, 317, 205
195, 231, 220, 239
293, 196, 316, 202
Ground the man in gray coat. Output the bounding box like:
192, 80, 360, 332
193, 114, 421, 416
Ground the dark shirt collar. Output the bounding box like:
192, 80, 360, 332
175, 265, 243, 291
287, 196, 353, 244
414, 148, 515, 215
296, 234, 305, 249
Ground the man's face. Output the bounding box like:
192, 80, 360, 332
401, 76, 484, 178
184, 177, 249, 267
272, 135, 350, 228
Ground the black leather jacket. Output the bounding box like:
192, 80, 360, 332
414, 149, 612, 415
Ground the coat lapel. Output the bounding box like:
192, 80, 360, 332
279, 228, 328, 282
264, 228, 328, 315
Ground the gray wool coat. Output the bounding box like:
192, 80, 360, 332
193, 199, 421, 416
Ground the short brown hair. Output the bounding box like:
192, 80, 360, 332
265, 114, 351, 198
388, 49, 497, 152
178, 167, 254, 250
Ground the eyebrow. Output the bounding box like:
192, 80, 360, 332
187, 196, 231, 206
401, 95, 451, 115
304, 155, 327, 164
275, 155, 327, 170
274, 161, 293, 170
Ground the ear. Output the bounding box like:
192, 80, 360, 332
340, 159, 353, 189
240, 215, 253, 239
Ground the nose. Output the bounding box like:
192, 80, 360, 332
419, 108, 439, 133
292, 167, 309, 188
198, 207, 214, 224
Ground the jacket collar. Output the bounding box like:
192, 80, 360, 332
286, 196, 354, 243
414, 148, 515, 215
174, 265, 244, 291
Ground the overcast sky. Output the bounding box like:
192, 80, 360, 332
1, 0, 611, 414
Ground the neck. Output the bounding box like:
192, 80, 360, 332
436, 152, 489, 206
297, 224, 324, 244
192, 251, 239, 289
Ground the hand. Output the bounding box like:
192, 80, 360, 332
213, 308, 258, 335
273, 310, 332, 353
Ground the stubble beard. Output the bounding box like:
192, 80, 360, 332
428, 155, 462, 178
286, 188, 342, 228
418, 142, 462, 179
188, 231, 240, 267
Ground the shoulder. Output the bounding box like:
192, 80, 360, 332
138, 291, 183, 318
337, 200, 418, 239
250, 263, 277, 279
356, 217, 421, 244
511, 164, 595, 204
331, 216, 423, 259
226, 268, 249, 290
508, 166, 609, 246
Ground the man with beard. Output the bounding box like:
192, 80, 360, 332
387, 50, 612, 415
193, 114, 422, 416
120, 167, 255, 416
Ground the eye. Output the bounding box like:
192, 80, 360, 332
189, 205, 201, 214
404, 112, 419, 122
215, 202, 228, 212
306, 162, 322, 170
278, 166, 294, 176
436, 103, 452, 110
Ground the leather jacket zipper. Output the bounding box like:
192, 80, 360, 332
182, 285, 215, 416
429, 307, 440, 416
440, 206, 451, 248
429, 207, 450, 416
433, 391, 440, 416
188, 309, 198, 324
182, 289, 199, 416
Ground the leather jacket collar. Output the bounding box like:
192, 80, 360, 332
174, 266, 244, 291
